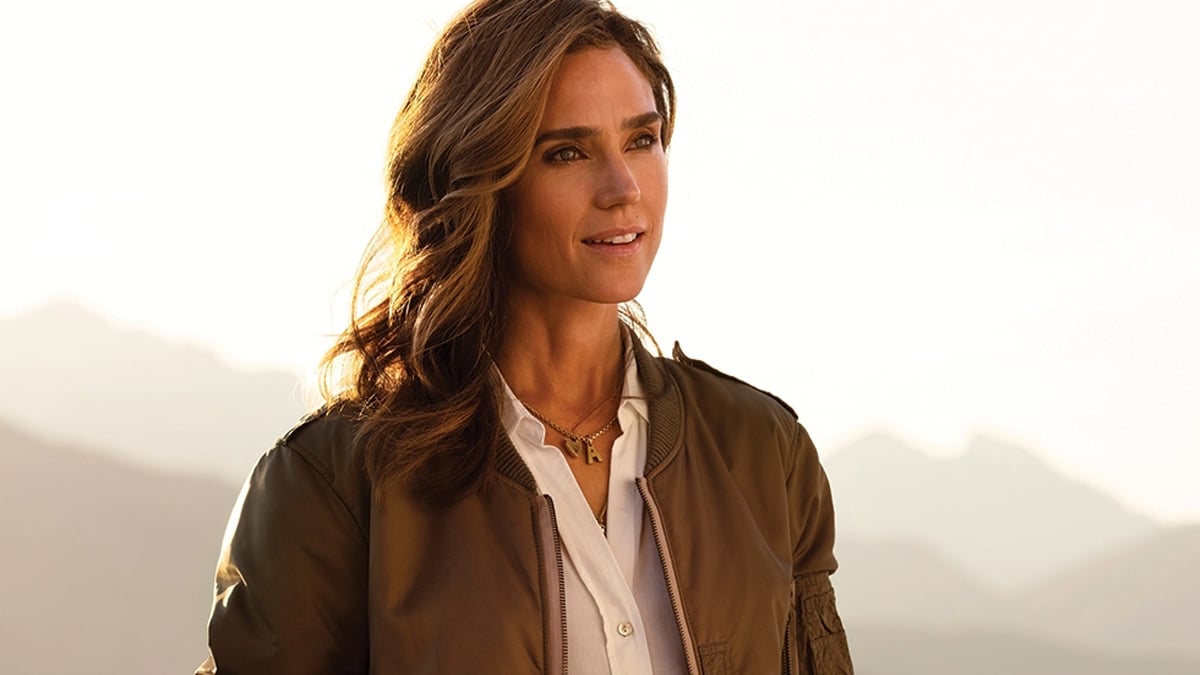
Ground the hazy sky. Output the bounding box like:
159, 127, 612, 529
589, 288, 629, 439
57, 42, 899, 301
2, 0, 1197, 522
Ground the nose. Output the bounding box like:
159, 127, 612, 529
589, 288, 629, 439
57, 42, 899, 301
595, 155, 641, 209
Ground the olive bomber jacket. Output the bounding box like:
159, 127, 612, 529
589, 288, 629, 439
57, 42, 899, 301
196, 342, 854, 674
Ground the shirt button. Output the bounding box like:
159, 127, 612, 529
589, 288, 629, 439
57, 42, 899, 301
617, 621, 635, 637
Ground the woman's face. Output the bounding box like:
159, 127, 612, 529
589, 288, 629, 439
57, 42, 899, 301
505, 47, 667, 311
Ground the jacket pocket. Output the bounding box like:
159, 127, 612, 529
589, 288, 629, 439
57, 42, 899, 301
698, 642, 732, 675
796, 574, 854, 675
808, 631, 853, 675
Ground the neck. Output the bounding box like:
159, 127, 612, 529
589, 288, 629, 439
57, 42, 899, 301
494, 297, 626, 420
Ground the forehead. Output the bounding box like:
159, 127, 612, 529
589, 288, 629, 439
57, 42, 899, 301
539, 47, 657, 128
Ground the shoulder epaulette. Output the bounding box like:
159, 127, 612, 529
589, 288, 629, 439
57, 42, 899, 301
671, 341, 798, 420
278, 405, 333, 446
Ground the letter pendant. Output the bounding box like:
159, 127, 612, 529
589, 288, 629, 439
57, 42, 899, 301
584, 439, 604, 465
563, 437, 583, 458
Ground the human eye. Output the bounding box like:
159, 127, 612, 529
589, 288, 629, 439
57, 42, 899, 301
545, 145, 585, 163
629, 131, 659, 151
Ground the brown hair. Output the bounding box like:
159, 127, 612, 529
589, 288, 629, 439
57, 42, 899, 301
319, 0, 675, 503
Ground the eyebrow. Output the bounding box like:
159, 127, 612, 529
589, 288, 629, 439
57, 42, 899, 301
533, 111, 662, 146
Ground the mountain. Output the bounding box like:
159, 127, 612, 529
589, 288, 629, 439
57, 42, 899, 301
834, 527, 1200, 666
834, 536, 998, 630
824, 431, 1158, 589
0, 301, 307, 482
848, 622, 1200, 675
1011, 524, 1200, 662
0, 418, 241, 675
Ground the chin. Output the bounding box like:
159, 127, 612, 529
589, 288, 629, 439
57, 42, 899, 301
597, 273, 651, 300
591, 285, 647, 306
592, 266, 653, 303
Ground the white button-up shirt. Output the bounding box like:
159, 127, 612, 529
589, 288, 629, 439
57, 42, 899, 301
498, 347, 687, 675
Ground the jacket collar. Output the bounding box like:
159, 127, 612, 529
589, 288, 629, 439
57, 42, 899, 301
636, 336, 684, 474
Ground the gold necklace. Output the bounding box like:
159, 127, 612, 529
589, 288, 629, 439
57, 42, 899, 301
521, 402, 618, 465
567, 390, 621, 431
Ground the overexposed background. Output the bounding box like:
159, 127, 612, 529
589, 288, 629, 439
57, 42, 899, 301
1, 1, 1197, 673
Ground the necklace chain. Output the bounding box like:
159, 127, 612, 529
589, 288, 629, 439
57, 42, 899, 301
524, 402, 614, 535
521, 401, 618, 466
567, 390, 620, 432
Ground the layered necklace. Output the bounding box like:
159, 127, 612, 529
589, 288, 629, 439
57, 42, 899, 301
518, 397, 619, 535
510, 355, 625, 535
520, 401, 618, 466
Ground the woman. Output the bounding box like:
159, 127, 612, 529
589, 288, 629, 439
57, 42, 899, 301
197, 0, 853, 673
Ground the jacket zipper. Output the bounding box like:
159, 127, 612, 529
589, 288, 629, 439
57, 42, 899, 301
538, 495, 569, 675
783, 615, 794, 675
636, 477, 702, 675
783, 584, 795, 675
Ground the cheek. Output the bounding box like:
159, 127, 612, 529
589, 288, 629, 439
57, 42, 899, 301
511, 176, 578, 234
507, 188, 571, 275
643, 164, 669, 219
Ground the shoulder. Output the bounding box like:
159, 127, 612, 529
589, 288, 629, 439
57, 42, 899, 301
659, 341, 800, 429
251, 403, 372, 538
278, 402, 369, 481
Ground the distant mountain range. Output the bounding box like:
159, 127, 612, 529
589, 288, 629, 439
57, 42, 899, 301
834, 536, 999, 630
848, 622, 1200, 675
1, 301, 1197, 673
834, 527, 1200, 664
1011, 524, 1200, 662
0, 418, 239, 675
0, 301, 307, 482
824, 430, 1158, 589
826, 430, 1199, 664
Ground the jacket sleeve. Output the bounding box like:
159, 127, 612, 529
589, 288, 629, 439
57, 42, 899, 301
787, 423, 854, 675
195, 443, 369, 675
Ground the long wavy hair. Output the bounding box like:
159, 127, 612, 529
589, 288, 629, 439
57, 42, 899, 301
319, 0, 676, 504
